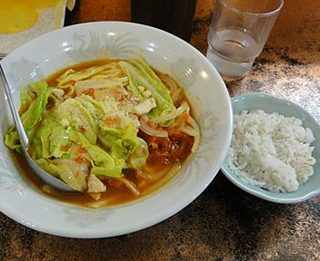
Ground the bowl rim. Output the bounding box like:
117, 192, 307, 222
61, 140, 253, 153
221, 92, 320, 204
0, 21, 233, 238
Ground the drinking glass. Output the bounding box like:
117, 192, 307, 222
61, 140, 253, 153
206, 0, 284, 80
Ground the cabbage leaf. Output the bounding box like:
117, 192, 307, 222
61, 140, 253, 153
119, 57, 175, 126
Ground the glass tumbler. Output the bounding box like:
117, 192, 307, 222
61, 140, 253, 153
206, 0, 284, 80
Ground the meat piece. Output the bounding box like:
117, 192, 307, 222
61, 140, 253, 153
87, 174, 106, 193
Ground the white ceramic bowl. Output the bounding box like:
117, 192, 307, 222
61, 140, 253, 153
0, 22, 232, 238
221, 93, 320, 204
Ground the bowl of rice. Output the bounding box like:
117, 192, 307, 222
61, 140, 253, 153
221, 93, 320, 203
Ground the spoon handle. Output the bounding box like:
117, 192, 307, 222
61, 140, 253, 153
0, 65, 29, 149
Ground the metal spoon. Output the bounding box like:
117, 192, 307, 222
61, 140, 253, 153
0, 64, 73, 192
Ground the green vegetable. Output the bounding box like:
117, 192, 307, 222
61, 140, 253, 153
120, 57, 175, 126
4, 126, 20, 152
98, 124, 148, 170
91, 159, 124, 178
67, 129, 114, 168
20, 81, 51, 137
19, 86, 36, 113
35, 159, 60, 177
127, 138, 149, 169
49, 127, 70, 158
119, 62, 143, 100
68, 129, 124, 178
29, 108, 67, 159
59, 98, 97, 144
75, 95, 106, 125
4, 81, 51, 152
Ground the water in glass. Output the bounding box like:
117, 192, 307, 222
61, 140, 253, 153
207, 28, 260, 80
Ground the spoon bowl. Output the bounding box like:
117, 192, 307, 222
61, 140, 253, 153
0, 65, 73, 192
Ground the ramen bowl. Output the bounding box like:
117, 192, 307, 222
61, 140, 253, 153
0, 22, 232, 238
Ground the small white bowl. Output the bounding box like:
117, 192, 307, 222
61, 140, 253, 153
0, 22, 232, 238
221, 93, 320, 204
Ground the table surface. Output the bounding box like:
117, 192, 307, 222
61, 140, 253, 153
1, 5, 320, 261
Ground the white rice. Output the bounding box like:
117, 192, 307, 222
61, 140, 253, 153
227, 110, 316, 193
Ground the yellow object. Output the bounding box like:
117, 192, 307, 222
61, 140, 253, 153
33, 0, 59, 8
0, 0, 38, 34
54, 0, 66, 28
66, 0, 76, 11
0, 0, 70, 34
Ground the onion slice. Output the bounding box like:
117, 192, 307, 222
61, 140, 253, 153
152, 102, 189, 124
140, 119, 168, 137
186, 117, 200, 152
121, 178, 140, 196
